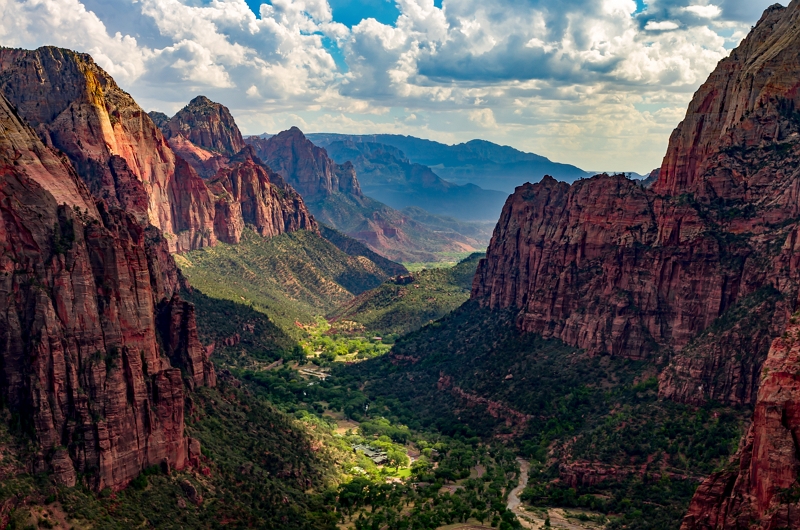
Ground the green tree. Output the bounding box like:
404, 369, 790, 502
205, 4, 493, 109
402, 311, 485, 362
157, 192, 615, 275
387, 449, 410, 471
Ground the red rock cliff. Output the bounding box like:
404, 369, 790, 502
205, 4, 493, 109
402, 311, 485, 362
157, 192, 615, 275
656, 3, 800, 199
472, 1, 800, 408
161, 95, 245, 156
0, 46, 217, 253
206, 147, 317, 240
247, 127, 363, 199
0, 87, 214, 492
682, 317, 800, 529
0, 47, 318, 253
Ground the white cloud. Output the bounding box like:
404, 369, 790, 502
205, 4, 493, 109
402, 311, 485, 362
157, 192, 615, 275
683, 5, 722, 18
469, 108, 498, 129
645, 20, 681, 30
0, 0, 148, 84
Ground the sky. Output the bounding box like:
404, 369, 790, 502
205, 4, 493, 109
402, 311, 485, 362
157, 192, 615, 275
0, 0, 783, 173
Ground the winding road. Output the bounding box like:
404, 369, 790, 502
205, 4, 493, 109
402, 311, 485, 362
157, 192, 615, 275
507, 457, 530, 512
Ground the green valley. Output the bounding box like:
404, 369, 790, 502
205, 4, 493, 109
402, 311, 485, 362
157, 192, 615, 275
332, 252, 483, 336
175, 228, 401, 333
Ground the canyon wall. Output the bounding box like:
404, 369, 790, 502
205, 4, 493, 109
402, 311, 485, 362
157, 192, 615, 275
161, 95, 245, 156
682, 318, 800, 529
247, 127, 363, 199
472, 1, 800, 408
0, 47, 316, 252
0, 91, 214, 491
472, 2, 800, 526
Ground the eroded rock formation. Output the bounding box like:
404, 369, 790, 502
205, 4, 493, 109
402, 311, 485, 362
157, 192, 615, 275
682, 318, 800, 529
160, 95, 245, 156
472, 3, 800, 526
247, 127, 363, 199
0, 91, 214, 491
0, 48, 316, 254
0, 46, 217, 252
207, 148, 317, 240
472, 1, 800, 408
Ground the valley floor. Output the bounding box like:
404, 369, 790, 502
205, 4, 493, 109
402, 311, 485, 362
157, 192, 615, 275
0, 254, 749, 530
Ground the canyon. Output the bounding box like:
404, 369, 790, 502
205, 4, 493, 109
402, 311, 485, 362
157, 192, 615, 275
0, 47, 316, 253
470, 2, 800, 527
0, 45, 319, 494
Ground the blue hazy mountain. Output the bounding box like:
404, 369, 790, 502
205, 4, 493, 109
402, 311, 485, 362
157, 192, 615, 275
307, 133, 590, 194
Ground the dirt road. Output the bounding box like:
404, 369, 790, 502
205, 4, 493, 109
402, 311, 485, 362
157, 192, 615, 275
507, 457, 530, 512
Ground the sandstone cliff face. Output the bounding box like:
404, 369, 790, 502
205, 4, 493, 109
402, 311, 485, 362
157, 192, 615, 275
147, 96, 318, 242
0, 48, 318, 256
472, 1, 800, 409
0, 89, 214, 491
656, 4, 800, 199
206, 148, 317, 240
472, 174, 751, 360
160, 95, 245, 156
247, 127, 363, 199
0, 46, 217, 253
682, 319, 800, 529
165, 133, 228, 179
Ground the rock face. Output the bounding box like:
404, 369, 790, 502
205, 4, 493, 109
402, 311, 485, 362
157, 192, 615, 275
472, 3, 800, 527
472, 1, 800, 409
682, 319, 800, 529
0, 48, 317, 253
160, 95, 245, 156
247, 127, 362, 199
655, 3, 798, 199
158, 295, 217, 390
0, 46, 217, 253
206, 148, 317, 240
0, 90, 214, 491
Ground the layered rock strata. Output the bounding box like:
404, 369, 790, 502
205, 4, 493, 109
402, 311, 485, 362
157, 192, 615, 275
0, 46, 216, 252
160, 95, 245, 156
0, 48, 317, 253
0, 91, 214, 491
471, 3, 800, 526
246, 127, 362, 198
682, 319, 800, 529
206, 148, 316, 239
472, 1, 800, 408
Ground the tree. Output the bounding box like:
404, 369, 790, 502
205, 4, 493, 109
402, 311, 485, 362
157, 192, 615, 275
387, 449, 410, 471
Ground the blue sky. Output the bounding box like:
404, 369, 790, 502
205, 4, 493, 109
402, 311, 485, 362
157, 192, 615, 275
244, 0, 402, 25
0, 0, 782, 172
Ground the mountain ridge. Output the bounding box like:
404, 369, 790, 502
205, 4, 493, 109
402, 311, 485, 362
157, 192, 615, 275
307, 132, 590, 193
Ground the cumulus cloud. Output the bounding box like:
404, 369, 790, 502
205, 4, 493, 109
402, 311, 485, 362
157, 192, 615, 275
645, 20, 681, 29
0, 0, 784, 172
469, 108, 498, 129
683, 5, 722, 18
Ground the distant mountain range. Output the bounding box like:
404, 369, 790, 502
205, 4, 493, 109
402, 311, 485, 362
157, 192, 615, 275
307, 133, 590, 194
313, 138, 508, 222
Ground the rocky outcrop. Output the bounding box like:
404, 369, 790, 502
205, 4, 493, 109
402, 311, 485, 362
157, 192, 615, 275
206, 148, 317, 240
472, 174, 744, 360
165, 133, 228, 179
0, 46, 217, 253
0, 47, 319, 255
160, 95, 245, 156
682, 318, 800, 529
158, 294, 217, 390
0, 88, 212, 491
656, 3, 800, 199
469, 4, 800, 526
472, 1, 800, 409
246, 127, 362, 199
